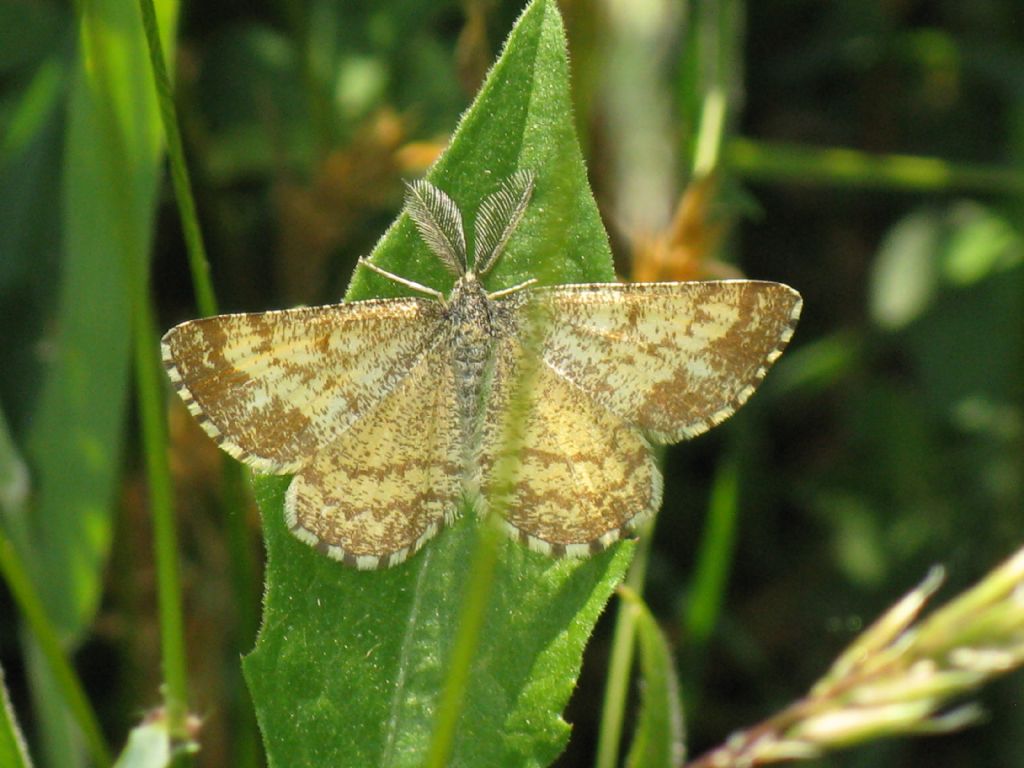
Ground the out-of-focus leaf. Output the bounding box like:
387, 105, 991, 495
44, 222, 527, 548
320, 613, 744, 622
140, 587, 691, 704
684, 452, 740, 649
0, 405, 30, 561
0, 58, 65, 431
24, 0, 178, 638
869, 208, 941, 331
243, 2, 632, 765
760, 332, 863, 399
112, 717, 182, 768
622, 587, 685, 768
941, 201, 1023, 285
0, 406, 28, 520
0, 1, 63, 74
19, 1, 178, 765
869, 200, 1024, 415
0, 662, 32, 768
0, 55, 65, 167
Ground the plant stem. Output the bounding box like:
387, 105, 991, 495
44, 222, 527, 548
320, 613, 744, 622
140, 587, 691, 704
137, 0, 217, 318
76, 0, 191, 743
684, 449, 741, 649
594, 523, 654, 768
727, 137, 1024, 194
135, 307, 192, 738
424, 516, 504, 768
137, 6, 262, 761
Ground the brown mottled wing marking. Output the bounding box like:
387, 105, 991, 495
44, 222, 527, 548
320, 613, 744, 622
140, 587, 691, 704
161, 299, 444, 474
478, 341, 661, 556
285, 347, 462, 569
524, 281, 802, 443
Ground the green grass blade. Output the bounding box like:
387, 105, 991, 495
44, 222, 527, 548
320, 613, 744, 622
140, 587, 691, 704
422, 514, 505, 768
0, 662, 33, 768
684, 450, 741, 649
621, 587, 686, 768
135, 309, 190, 736
16, 1, 177, 758
70, 0, 190, 740
243, 3, 633, 764
22, 0, 177, 636
0, 530, 111, 767
595, 521, 655, 768
0, 406, 29, 552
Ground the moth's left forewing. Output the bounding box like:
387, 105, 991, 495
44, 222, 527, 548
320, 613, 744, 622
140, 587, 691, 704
519, 281, 802, 444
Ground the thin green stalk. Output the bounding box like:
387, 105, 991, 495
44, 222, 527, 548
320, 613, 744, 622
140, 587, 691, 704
76, 0, 191, 742
137, 5, 261, 761
221, 466, 261, 768
683, 0, 742, 179
0, 528, 112, 767
593, 1, 739, 760
679, 0, 743, 654
727, 137, 1024, 194
424, 516, 504, 768
684, 449, 740, 648
592, 6, 732, 758
135, 306, 191, 737
137, 0, 217, 318
691, 87, 727, 178
594, 520, 654, 768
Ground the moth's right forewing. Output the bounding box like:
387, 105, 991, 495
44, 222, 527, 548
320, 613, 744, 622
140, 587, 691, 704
161, 298, 446, 473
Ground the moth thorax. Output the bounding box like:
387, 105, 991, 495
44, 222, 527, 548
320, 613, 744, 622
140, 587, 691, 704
449, 273, 497, 366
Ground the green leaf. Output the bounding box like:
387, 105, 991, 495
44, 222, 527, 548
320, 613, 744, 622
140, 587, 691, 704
25, 0, 178, 638
0, 404, 29, 547
869, 208, 942, 331
683, 451, 741, 650
940, 201, 1023, 285
621, 588, 686, 768
17, 1, 178, 764
243, 2, 631, 765
112, 714, 194, 768
112, 724, 169, 768
0, 0, 62, 74
0, 662, 33, 768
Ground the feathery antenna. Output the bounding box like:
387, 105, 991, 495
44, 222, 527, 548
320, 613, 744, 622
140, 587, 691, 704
404, 179, 467, 275
474, 170, 535, 276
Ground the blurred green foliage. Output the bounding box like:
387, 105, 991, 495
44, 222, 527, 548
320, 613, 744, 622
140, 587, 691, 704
1, 0, 1022, 766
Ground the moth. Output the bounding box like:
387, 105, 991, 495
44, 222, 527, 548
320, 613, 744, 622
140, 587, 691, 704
162, 171, 802, 569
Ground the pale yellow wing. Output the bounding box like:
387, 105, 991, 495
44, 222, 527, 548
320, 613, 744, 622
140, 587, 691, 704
478, 345, 661, 556
285, 346, 463, 569
520, 281, 802, 443
161, 298, 445, 474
